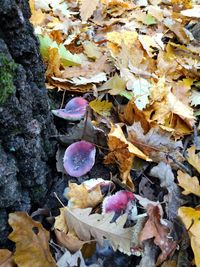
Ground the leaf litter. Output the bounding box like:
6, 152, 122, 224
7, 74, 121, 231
4, 0, 200, 266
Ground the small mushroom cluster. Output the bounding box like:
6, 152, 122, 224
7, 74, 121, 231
52, 97, 96, 177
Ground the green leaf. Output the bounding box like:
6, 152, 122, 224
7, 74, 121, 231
38, 35, 57, 59
58, 44, 82, 66
144, 14, 156, 25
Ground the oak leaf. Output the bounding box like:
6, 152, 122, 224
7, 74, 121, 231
177, 170, 200, 196
65, 207, 133, 255
187, 146, 200, 174
8, 212, 56, 267
80, 0, 99, 22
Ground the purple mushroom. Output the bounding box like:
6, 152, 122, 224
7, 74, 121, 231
52, 97, 88, 121
63, 140, 96, 177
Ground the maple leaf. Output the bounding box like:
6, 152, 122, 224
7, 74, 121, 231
8, 212, 57, 267
187, 146, 200, 174
0, 249, 15, 267
80, 0, 100, 22
178, 207, 200, 267
140, 204, 177, 266
65, 207, 133, 255
99, 74, 126, 96
177, 170, 200, 196
89, 99, 112, 116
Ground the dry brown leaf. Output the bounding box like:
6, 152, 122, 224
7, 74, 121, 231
66, 182, 104, 208
120, 100, 150, 133
127, 122, 183, 163
8, 212, 56, 267
140, 204, 177, 266
80, 0, 100, 21
104, 124, 151, 189
0, 249, 16, 267
187, 146, 200, 174
55, 229, 87, 253
65, 207, 133, 255
177, 170, 200, 196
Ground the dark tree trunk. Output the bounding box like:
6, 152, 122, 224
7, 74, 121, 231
0, 0, 57, 246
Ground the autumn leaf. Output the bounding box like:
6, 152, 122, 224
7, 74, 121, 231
140, 204, 177, 266
8, 212, 57, 267
187, 146, 200, 174
104, 124, 151, 188
65, 181, 104, 208
65, 207, 133, 255
0, 249, 16, 267
177, 170, 200, 196
178, 207, 200, 267
89, 99, 112, 116
80, 0, 99, 22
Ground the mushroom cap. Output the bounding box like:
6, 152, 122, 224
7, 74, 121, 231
63, 140, 96, 177
52, 97, 88, 121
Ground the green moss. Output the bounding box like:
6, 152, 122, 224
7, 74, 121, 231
0, 53, 17, 104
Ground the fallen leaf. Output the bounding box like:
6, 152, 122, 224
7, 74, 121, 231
89, 99, 112, 116
55, 229, 87, 252
140, 204, 177, 266
177, 170, 200, 196
178, 207, 200, 267
54, 208, 68, 233
127, 122, 183, 163
66, 181, 104, 208
190, 90, 200, 107
65, 207, 133, 255
8, 212, 56, 267
0, 249, 15, 267
80, 0, 99, 22
98, 74, 126, 95
82, 41, 102, 59
187, 146, 200, 174
104, 124, 151, 188
57, 249, 86, 267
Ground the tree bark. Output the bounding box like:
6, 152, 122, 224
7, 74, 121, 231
0, 0, 57, 246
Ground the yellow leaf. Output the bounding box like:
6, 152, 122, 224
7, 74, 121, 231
66, 182, 104, 208
107, 30, 138, 49
178, 207, 200, 267
187, 146, 200, 174
89, 99, 112, 116
8, 212, 56, 267
80, 0, 100, 22
30, 9, 46, 26
99, 74, 126, 96
54, 208, 68, 233
83, 41, 102, 59
177, 170, 200, 196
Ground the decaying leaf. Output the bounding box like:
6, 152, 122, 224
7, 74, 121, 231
140, 204, 177, 266
65, 207, 133, 255
104, 124, 151, 189
0, 249, 15, 267
8, 212, 57, 267
178, 207, 200, 267
89, 99, 112, 116
177, 170, 200, 196
57, 249, 86, 267
187, 146, 200, 174
54, 208, 68, 233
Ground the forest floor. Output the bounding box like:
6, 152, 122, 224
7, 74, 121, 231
2, 1, 200, 267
